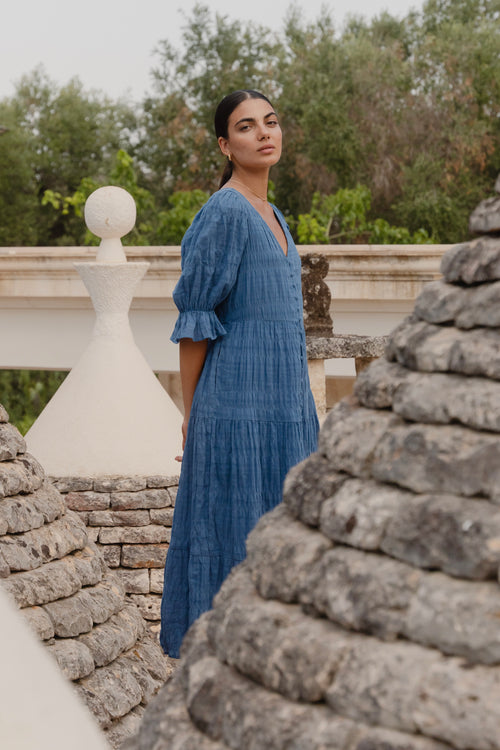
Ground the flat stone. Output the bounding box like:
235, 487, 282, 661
74, 682, 113, 730
0, 405, 9, 422
86, 527, 99, 543
105, 705, 145, 750
0, 480, 65, 533
318, 401, 404, 478
326, 636, 438, 734
71, 542, 106, 586
130, 635, 171, 683
282, 451, 347, 527
95, 477, 147, 492
406, 573, 500, 665
29, 482, 67, 523
246, 505, 332, 603
110, 489, 172, 510
82, 573, 126, 624
441, 235, 500, 284
414, 278, 500, 329
146, 475, 179, 488
78, 657, 144, 722
306, 333, 387, 360
102, 545, 121, 567
149, 507, 174, 526
354, 358, 412, 409
88, 509, 150, 527
382, 492, 500, 579
115, 568, 150, 594
20, 605, 55, 640
43, 591, 94, 637
0, 422, 26, 460
414, 279, 471, 325
371, 420, 500, 501
456, 280, 500, 329
3, 555, 83, 607
0, 512, 87, 572
66, 491, 110, 511
149, 569, 164, 594
51, 476, 93, 492
0, 495, 44, 534
321, 481, 500, 580
129, 593, 162, 621
469, 194, 500, 234
302, 546, 421, 640
78, 604, 145, 667
356, 359, 500, 433
46, 639, 95, 680
414, 658, 500, 749
386, 317, 500, 380
319, 478, 402, 551
0, 453, 45, 499
99, 525, 170, 545
121, 544, 168, 569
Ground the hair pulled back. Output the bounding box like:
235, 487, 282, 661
214, 90, 274, 189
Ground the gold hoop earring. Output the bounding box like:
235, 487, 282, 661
228, 153, 232, 162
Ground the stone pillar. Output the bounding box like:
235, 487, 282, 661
301, 254, 333, 338
301, 254, 333, 417
25, 186, 183, 477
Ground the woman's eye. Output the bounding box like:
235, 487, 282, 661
267, 120, 279, 127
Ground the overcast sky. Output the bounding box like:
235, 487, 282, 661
2, 0, 423, 102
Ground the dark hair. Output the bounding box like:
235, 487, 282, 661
214, 90, 274, 189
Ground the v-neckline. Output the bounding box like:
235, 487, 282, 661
224, 187, 289, 258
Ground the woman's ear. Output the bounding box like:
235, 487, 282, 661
218, 136, 230, 158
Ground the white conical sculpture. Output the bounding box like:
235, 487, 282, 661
26, 186, 183, 476
0, 587, 109, 750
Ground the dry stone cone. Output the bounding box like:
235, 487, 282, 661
0, 407, 169, 749
127, 180, 500, 750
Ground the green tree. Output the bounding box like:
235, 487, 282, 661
0, 106, 39, 245
295, 186, 431, 244
139, 3, 284, 199
0, 370, 67, 434
0, 67, 136, 245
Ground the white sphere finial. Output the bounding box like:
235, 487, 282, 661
84, 186, 136, 263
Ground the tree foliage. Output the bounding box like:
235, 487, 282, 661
1, 0, 499, 247
0, 371, 67, 434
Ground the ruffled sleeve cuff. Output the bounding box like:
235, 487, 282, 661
170, 310, 227, 344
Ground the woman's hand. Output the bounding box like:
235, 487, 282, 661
175, 417, 190, 462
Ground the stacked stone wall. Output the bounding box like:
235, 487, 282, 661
0, 408, 171, 749
53, 475, 179, 633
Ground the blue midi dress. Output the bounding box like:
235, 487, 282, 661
160, 188, 319, 657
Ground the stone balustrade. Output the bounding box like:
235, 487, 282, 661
0, 244, 448, 372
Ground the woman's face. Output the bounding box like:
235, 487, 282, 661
218, 97, 282, 171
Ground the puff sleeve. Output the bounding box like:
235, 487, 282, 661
170, 194, 247, 344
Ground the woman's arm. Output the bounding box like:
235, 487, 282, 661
177, 338, 208, 457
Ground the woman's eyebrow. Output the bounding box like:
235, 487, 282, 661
234, 111, 277, 126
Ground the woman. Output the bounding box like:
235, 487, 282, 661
160, 90, 319, 658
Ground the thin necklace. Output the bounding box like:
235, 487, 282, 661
231, 178, 268, 203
